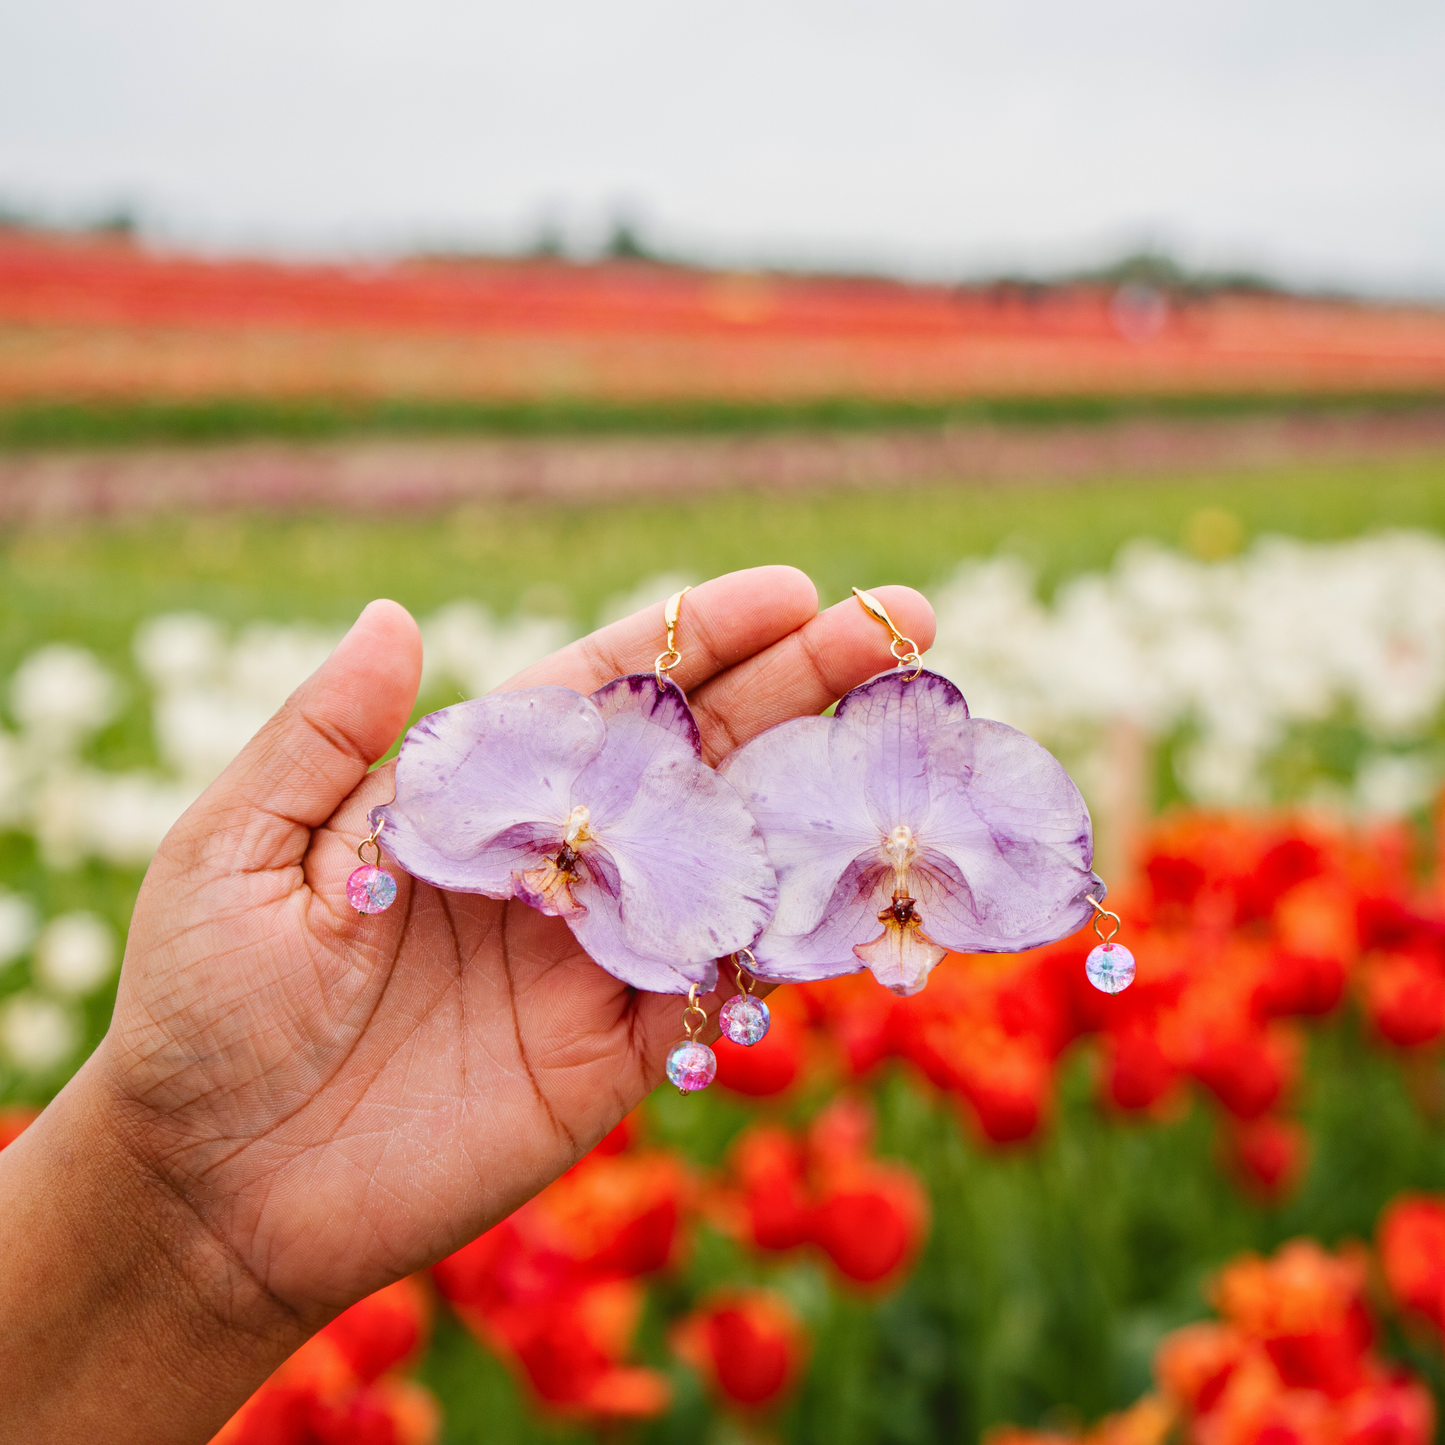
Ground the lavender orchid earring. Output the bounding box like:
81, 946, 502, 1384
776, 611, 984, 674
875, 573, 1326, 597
354, 589, 779, 1023
719, 588, 1126, 998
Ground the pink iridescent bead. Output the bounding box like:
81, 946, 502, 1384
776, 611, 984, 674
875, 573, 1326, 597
666, 1039, 717, 1092
1086, 941, 1135, 994
719, 993, 771, 1047
347, 864, 398, 915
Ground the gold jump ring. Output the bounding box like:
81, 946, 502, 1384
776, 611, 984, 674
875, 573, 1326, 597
734, 947, 758, 995
357, 822, 383, 868
682, 983, 708, 1039
1088, 896, 1122, 946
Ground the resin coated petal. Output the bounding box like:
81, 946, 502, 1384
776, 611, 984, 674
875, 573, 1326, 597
836, 669, 970, 834
719, 715, 877, 938
914, 719, 1102, 951
379, 688, 605, 896
745, 858, 885, 983
556, 672, 777, 967
595, 759, 777, 966
565, 874, 720, 994
582, 675, 702, 825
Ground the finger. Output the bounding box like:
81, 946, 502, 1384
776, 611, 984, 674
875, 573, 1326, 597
498, 566, 819, 697
174, 600, 423, 866
688, 584, 936, 764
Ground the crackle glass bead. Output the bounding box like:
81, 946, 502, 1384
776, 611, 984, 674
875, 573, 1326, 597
666, 1039, 717, 1092
719, 993, 771, 1047
347, 864, 398, 914
1086, 941, 1136, 994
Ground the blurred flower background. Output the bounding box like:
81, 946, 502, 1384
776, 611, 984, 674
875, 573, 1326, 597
4, 1, 1445, 1441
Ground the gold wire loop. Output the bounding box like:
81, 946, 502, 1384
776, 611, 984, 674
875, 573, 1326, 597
1088, 896, 1122, 946
654, 586, 693, 686
734, 947, 758, 995
853, 587, 923, 680
357, 820, 384, 868
681, 982, 708, 1040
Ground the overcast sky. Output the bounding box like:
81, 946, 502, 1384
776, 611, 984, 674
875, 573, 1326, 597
0, 0, 1441, 292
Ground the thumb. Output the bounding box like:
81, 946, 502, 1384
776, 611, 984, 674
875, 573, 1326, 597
176, 599, 423, 870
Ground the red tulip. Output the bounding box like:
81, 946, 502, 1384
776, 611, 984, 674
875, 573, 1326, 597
0, 1107, 38, 1151
1339, 1377, 1435, 1445
480, 1280, 669, 1418
211, 1328, 440, 1445
1191, 1029, 1293, 1120
730, 1125, 815, 1252
1225, 1116, 1308, 1201
1212, 1241, 1372, 1399
1155, 1322, 1246, 1414
1105, 1030, 1180, 1112
322, 1277, 429, 1385
1360, 952, 1445, 1049
1378, 1195, 1445, 1333
810, 1169, 927, 1286
430, 1133, 686, 1423
672, 1290, 808, 1411
714, 988, 805, 1097
1254, 952, 1346, 1020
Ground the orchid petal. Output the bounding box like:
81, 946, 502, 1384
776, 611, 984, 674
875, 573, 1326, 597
565, 880, 721, 995
582, 675, 702, 824
746, 858, 883, 982
719, 715, 877, 937
595, 759, 777, 964
379, 689, 605, 896
836, 669, 970, 832
912, 719, 1101, 950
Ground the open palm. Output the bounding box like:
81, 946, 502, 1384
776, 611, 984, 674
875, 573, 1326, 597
97, 567, 935, 1352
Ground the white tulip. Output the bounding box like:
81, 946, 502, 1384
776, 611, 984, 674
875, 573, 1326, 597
0, 892, 38, 968
34, 913, 116, 997
0, 993, 78, 1073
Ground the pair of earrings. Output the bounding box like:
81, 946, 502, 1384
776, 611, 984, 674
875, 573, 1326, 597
347, 586, 1134, 1097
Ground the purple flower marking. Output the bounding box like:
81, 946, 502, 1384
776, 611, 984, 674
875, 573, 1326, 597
376, 674, 778, 995
719, 668, 1105, 997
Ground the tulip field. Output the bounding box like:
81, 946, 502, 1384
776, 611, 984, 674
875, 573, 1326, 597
4, 227, 1445, 423
8, 453, 1445, 1443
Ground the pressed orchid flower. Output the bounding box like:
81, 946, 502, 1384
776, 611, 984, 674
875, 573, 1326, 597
376, 674, 777, 994
720, 668, 1104, 997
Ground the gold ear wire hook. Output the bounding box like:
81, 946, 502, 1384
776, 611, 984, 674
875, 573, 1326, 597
852, 586, 923, 680
655, 586, 693, 687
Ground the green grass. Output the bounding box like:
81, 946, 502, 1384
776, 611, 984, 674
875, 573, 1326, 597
0, 392, 1440, 449
8, 453, 1445, 685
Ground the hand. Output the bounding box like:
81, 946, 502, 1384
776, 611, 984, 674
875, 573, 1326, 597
0, 565, 935, 1443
